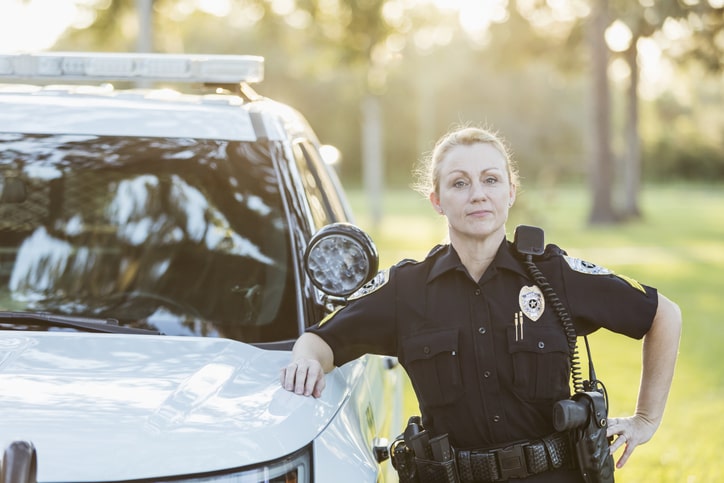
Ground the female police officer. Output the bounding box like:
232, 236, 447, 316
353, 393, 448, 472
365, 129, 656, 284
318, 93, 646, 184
280, 126, 682, 482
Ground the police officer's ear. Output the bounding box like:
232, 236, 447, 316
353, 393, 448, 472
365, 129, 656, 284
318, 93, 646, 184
508, 183, 517, 208
429, 192, 444, 215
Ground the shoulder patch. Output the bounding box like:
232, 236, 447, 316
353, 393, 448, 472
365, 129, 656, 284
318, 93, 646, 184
563, 256, 612, 275
544, 244, 567, 257
614, 273, 647, 294
347, 269, 390, 301
564, 256, 646, 293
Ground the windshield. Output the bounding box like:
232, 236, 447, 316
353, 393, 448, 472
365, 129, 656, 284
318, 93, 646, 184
0, 133, 298, 343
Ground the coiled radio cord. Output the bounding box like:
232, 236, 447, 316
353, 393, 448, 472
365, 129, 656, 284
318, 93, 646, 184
522, 255, 585, 394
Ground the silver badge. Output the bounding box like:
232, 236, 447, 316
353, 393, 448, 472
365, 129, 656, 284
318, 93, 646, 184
563, 256, 612, 275
519, 285, 544, 321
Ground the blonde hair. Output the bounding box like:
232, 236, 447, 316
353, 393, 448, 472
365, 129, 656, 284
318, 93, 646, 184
412, 125, 519, 196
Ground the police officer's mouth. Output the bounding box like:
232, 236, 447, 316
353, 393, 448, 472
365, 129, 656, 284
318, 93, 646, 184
467, 209, 493, 218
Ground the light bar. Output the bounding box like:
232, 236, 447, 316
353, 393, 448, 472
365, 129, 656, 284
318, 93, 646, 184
0, 52, 264, 84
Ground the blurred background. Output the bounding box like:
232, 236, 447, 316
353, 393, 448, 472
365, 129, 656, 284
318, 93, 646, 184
2, 1, 723, 482
2, 0, 722, 226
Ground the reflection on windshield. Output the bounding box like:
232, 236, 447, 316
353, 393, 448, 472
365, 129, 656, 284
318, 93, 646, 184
0, 134, 298, 343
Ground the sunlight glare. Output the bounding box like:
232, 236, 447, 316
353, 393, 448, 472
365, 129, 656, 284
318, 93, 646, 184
608, 57, 630, 84
0, 0, 77, 53
270, 0, 295, 17
459, 1, 508, 36
661, 17, 693, 42
637, 37, 672, 100
605, 19, 633, 52
426, 0, 508, 36
197, 0, 232, 17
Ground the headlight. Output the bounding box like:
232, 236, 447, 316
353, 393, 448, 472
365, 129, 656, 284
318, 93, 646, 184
171, 445, 311, 483
304, 223, 379, 297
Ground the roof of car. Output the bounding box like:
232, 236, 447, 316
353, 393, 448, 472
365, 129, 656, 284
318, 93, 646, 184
0, 52, 317, 143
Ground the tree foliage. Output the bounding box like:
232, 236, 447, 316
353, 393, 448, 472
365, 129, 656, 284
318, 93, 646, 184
52, 0, 724, 202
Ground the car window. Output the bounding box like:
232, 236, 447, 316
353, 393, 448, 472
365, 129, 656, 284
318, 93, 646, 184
0, 133, 299, 343
292, 141, 349, 227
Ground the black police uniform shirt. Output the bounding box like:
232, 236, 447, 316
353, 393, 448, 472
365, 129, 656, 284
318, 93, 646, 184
307, 238, 658, 450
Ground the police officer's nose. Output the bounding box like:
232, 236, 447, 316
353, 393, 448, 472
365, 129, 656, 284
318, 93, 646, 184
470, 180, 488, 202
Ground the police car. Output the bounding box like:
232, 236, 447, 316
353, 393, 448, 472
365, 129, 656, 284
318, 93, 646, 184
0, 52, 405, 483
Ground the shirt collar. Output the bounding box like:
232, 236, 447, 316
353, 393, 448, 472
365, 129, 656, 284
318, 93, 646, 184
427, 238, 529, 284
427, 244, 462, 283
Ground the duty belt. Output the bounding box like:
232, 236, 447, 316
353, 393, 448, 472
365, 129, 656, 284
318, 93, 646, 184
455, 432, 574, 482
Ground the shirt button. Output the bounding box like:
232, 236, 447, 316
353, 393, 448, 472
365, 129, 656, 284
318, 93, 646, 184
474, 289, 481, 296
483, 371, 491, 378
478, 327, 486, 335
492, 415, 501, 423
538, 341, 545, 349
423, 346, 431, 354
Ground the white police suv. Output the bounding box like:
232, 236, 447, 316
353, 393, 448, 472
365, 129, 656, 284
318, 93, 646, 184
0, 52, 405, 483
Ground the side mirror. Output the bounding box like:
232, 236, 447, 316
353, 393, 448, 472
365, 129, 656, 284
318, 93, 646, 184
1, 440, 37, 483
304, 223, 378, 298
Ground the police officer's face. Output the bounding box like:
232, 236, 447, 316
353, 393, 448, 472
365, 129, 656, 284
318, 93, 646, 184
430, 143, 515, 242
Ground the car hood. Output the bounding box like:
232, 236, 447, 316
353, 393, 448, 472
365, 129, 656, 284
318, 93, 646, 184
0, 331, 351, 482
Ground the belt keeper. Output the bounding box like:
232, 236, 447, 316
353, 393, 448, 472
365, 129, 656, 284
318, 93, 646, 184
456, 451, 472, 481
543, 436, 563, 469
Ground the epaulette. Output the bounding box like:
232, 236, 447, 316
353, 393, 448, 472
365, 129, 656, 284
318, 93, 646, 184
395, 258, 418, 268
425, 244, 446, 259
514, 242, 565, 262
391, 244, 446, 271
543, 243, 567, 258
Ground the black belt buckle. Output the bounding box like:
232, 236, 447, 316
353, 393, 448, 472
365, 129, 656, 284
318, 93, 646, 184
493, 443, 531, 480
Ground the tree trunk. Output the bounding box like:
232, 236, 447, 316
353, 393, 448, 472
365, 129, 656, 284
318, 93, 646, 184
136, 0, 153, 53
587, 0, 618, 225
622, 39, 642, 219
135, 0, 153, 89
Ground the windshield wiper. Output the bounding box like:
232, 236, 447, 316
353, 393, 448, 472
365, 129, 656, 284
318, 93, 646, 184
0, 311, 162, 335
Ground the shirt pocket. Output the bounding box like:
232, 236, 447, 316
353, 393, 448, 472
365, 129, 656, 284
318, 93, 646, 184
507, 325, 570, 401
402, 328, 463, 407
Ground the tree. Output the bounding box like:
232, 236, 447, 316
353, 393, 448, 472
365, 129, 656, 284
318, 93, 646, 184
612, 0, 723, 218
515, 0, 723, 224
52, 0, 723, 214
586, 0, 618, 224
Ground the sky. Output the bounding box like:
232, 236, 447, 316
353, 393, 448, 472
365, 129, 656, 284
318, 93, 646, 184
0, 0, 79, 52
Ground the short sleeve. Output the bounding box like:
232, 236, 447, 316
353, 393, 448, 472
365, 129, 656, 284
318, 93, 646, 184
554, 255, 659, 339
306, 268, 398, 366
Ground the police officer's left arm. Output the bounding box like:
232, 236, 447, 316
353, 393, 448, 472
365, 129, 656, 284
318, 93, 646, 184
554, 253, 683, 468
606, 292, 682, 469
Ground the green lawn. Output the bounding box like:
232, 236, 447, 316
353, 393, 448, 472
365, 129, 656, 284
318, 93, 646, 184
347, 183, 724, 483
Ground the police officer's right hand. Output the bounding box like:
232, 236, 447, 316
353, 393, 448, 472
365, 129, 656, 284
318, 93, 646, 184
280, 358, 326, 398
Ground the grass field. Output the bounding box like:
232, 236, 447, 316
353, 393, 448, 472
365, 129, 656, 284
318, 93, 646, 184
347, 183, 724, 483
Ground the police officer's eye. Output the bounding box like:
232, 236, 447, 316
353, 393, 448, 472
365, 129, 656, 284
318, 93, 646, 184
453, 180, 468, 188
484, 177, 498, 184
